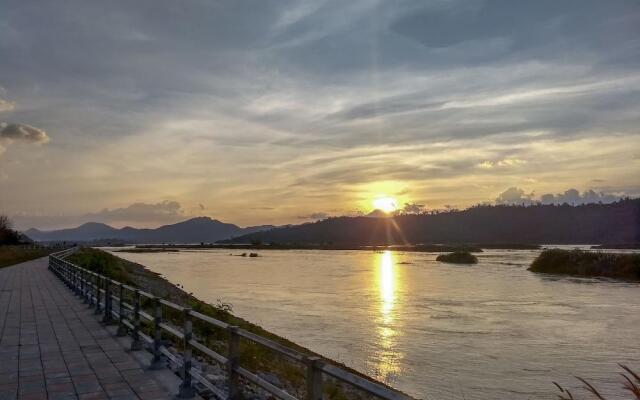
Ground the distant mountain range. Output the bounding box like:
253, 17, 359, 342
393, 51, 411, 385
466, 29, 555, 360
221, 199, 640, 245
24, 217, 275, 244
23, 200, 640, 245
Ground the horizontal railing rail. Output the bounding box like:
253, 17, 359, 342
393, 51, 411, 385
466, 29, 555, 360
48, 249, 413, 400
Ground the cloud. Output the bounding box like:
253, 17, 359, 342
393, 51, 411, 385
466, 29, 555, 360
0, 122, 49, 157
539, 189, 625, 205
0, 123, 50, 144
496, 187, 628, 205
84, 201, 183, 224
0, 96, 49, 153
12, 201, 186, 230
399, 203, 426, 214
0, 98, 15, 112
477, 158, 526, 169
495, 187, 535, 205
297, 212, 329, 221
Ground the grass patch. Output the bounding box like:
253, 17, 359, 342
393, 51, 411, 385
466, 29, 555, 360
529, 249, 640, 281
0, 245, 60, 268
436, 251, 478, 264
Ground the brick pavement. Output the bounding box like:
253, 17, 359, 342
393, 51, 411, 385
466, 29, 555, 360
0, 257, 178, 400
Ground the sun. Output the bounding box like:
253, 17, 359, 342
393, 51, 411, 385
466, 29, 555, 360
373, 197, 398, 213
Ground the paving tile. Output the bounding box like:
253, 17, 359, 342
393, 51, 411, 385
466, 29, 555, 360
78, 392, 109, 400
0, 257, 178, 400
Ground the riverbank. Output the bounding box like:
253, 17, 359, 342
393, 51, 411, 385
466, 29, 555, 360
0, 245, 63, 268
529, 249, 640, 281
68, 247, 412, 399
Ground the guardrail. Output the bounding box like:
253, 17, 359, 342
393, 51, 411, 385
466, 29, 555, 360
48, 249, 412, 400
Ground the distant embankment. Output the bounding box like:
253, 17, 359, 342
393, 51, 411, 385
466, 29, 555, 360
529, 249, 640, 281
221, 199, 640, 246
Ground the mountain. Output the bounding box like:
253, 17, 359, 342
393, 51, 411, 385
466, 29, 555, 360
24, 217, 275, 244
221, 199, 640, 246
24, 222, 118, 242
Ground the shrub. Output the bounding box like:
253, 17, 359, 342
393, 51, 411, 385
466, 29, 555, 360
436, 251, 478, 264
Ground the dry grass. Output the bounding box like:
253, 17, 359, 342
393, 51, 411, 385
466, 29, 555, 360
554, 365, 640, 399
0, 245, 59, 268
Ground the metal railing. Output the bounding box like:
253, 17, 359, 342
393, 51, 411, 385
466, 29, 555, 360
48, 249, 412, 400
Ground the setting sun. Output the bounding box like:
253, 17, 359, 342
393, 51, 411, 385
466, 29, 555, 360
373, 197, 398, 213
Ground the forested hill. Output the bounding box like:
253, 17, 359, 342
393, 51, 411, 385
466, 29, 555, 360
221, 199, 640, 246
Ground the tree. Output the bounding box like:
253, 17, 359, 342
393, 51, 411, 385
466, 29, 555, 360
0, 215, 12, 231
0, 214, 20, 245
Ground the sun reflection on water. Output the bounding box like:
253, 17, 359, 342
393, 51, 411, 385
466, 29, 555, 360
380, 251, 395, 320
374, 250, 402, 381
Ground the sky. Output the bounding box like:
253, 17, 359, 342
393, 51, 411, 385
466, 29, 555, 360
1, 0, 639, 230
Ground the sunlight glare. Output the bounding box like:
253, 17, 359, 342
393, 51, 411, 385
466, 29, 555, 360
373, 197, 398, 213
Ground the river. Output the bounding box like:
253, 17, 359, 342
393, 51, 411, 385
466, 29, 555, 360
108, 247, 640, 399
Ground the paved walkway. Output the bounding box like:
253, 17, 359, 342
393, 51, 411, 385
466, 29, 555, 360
0, 257, 178, 400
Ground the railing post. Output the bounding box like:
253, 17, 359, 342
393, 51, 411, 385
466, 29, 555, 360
82, 270, 89, 304
74, 266, 80, 296
94, 275, 102, 315
149, 297, 164, 369
178, 308, 195, 398
305, 356, 324, 400
79, 268, 85, 299
88, 273, 95, 307
227, 325, 240, 400
116, 283, 127, 336
72, 265, 78, 294
102, 278, 113, 324
130, 289, 142, 351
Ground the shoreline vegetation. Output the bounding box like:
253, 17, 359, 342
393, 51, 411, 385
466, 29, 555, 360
529, 249, 640, 281
68, 247, 411, 400
435, 251, 478, 264
122, 243, 542, 253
